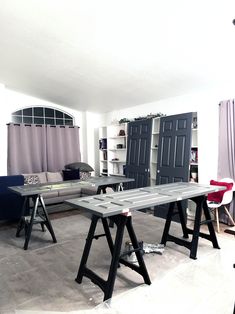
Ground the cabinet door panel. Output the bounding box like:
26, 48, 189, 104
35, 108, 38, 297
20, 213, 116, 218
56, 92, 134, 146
155, 112, 193, 222
126, 119, 152, 188
156, 112, 192, 184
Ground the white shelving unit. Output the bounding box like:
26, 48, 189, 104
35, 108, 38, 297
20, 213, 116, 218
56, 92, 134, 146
150, 117, 160, 186
188, 113, 198, 220
99, 123, 128, 177
190, 113, 198, 183
98, 126, 108, 176
107, 123, 128, 176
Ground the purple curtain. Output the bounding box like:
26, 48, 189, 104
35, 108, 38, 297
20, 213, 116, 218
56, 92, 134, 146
46, 125, 81, 172
218, 100, 235, 223
7, 124, 47, 175
7, 124, 81, 174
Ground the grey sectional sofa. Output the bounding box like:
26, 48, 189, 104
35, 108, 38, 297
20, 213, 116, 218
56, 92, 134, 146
23, 171, 97, 206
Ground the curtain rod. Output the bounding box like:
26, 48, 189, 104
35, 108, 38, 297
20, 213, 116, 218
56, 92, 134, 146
6, 123, 80, 128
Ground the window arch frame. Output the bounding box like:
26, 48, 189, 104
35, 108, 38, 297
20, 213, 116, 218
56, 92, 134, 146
11, 106, 74, 126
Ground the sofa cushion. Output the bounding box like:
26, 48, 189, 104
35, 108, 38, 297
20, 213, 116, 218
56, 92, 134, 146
62, 169, 80, 181
24, 175, 40, 185
47, 172, 63, 182
23, 172, 47, 184
42, 191, 59, 199
65, 162, 94, 172
58, 187, 82, 197
81, 186, 98, 196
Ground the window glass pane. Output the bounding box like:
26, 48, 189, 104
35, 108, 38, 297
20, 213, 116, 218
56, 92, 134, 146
64, 113, 72, 119
14, 110, 22, 115
34, 107, 44, 116
12, 116, 22, 123
56, 119, 64, 125
45, 108, 54, 118
23, 117, 33, 123
34, 117, 44, 124
23, 108, 33, 116
65, 119, 73, 126
55, 110, 63, 118
45, 118, 55, 125
12, 107, 74, 126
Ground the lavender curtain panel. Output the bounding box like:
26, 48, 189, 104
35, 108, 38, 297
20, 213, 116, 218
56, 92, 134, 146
7, 124, 81, 174
7, 123, 47, 175
218, 100, 235, 223
46, 125, 81, 172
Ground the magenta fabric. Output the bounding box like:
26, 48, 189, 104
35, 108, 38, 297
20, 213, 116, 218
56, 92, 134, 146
207, 180, 233, 203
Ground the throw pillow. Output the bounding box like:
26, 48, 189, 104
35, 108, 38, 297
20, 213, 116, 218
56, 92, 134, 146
207, 180, 233, 203
23, 172, 47, 184
80, 171, 91, 180
65, 162, 94, 172
46, 172, 63, 182
62, 169, 80, 181
24, 175, 40, 185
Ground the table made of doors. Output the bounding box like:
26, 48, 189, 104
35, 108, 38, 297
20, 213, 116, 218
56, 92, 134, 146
9, 176, 134, 250
66, 182, 225, 301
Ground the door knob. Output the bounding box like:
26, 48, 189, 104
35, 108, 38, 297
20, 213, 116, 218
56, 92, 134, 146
157, 170, 160, 173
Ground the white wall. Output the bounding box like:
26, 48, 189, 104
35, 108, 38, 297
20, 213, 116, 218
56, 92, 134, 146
1, 84, 233, 183
104, 90, 232, 184
83, 111, 106, 176
0, 86, 86, 175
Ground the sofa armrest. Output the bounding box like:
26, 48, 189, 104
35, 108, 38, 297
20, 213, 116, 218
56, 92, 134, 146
0, 175, 25, 220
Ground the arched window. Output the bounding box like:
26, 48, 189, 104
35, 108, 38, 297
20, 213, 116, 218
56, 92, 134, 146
12, 107, 74, 126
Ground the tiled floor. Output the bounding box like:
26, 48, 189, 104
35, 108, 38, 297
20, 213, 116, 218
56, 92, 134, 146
0, 209, 234, 314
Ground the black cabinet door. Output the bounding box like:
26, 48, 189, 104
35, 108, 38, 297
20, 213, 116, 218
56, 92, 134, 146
156, 112, 192, 184
155, 112, 193, 221
125, 119, 152, 189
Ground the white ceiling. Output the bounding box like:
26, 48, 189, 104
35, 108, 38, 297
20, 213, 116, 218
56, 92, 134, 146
1, 0, 235, 113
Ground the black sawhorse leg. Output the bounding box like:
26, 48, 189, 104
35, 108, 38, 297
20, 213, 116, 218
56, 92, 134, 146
161, 196, 219, 259
76, 214, 151, 301
16, 196, 29, 237
16, 194, 57, 250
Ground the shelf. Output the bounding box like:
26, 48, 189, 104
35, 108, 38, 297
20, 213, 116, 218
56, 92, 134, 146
108, 136, 127, 139
100, 123, 128, 177
152, 132, 159, 135
108, 148, 126, 151
109, 173, 125, 177
99, 149, 107, 151
151, 147, 158, 150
